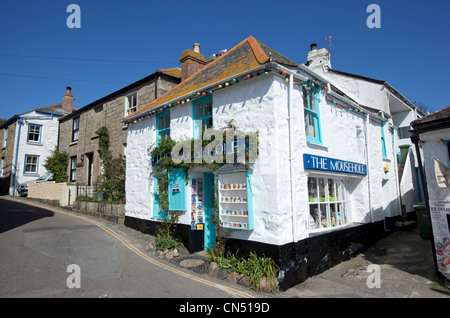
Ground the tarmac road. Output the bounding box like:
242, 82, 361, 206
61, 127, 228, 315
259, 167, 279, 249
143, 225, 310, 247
0, 197, 254, 298
1, 195, 449, 300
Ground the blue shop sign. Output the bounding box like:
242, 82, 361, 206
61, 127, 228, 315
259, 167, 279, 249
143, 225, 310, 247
303, 154, 367, 175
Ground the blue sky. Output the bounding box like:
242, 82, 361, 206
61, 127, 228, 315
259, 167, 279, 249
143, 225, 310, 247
0, 0, 449, 119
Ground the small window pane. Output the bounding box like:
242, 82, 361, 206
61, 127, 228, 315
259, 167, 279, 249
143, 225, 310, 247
308, 177, 318, 202
309, 204, 319, 229
318, 178, 326, 202
320, 204, 327, 228
195, 103, 204, 119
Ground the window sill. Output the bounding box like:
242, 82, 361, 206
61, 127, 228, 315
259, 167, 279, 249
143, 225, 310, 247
306, 141, 328, 150
308, 222, 363, 237
69, 141, 78, 146
27, 142, 42, 146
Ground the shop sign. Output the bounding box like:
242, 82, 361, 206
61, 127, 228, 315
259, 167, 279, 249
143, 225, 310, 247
303, 154, 367, 175
429, 200, 450, 275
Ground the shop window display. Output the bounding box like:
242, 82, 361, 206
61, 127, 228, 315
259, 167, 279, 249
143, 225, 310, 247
308, 176, 350, 230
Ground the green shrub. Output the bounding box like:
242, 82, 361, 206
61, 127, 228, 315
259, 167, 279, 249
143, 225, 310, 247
207, 249, 279, 293
43, 149, 68, 182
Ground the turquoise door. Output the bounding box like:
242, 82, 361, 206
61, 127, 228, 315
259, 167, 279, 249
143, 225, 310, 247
203, 172, 216, 250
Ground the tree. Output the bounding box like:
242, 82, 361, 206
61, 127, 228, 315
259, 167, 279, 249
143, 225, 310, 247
44, 149, 69, 182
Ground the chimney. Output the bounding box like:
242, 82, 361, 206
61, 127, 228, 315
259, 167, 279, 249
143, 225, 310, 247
62, 86, 73, 114
180, 43, 206, 81
306, 43, 331, 74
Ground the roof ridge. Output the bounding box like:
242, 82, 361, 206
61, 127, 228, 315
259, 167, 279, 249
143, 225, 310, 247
246, 36, 270, 64
123, 36, 273, 121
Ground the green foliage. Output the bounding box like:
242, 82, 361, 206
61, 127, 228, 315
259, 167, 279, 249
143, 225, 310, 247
43, 148, 68, 182
75, 195, 100, 203
96, 126, 126, 202
155, 210, 183, 251
207, 249, 279, 293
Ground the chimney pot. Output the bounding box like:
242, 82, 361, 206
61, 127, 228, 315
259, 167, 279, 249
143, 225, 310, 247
310, 43, 317, 51
66, 86, 71, 94
193, 43, 200, 54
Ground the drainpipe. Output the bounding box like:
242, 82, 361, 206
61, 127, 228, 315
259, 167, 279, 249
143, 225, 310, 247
364, 114, 374, 224
11, 118, 23, 197
287, 73, 297, 242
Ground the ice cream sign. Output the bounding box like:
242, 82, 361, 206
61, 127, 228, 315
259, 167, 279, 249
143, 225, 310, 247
429, 200, 450, 275
303, 154, 367, 176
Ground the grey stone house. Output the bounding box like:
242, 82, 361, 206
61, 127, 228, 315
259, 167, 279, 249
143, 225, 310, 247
58, 68, 180, 187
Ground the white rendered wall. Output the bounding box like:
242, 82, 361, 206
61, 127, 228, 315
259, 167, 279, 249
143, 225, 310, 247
125, 72, 400, 246
10, 111, 60, 195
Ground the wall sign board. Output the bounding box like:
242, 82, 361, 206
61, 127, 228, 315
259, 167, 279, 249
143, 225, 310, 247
303, 154, 367, 176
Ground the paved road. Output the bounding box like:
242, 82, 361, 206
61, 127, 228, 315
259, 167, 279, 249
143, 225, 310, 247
0, 197, 253, 298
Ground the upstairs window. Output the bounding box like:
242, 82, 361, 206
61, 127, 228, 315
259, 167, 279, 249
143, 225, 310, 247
72, 117, 79, 142
303, 84, 321, 144
381, 121, 387, 159
156, 111, 170, 142
125, 91, 138, 116
27, 124, 42, 143
2, 128, 7, 148
193, 96, 213, 139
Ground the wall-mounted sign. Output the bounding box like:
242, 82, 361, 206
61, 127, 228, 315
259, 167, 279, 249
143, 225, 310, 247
171, 184, 180, 192
303, 154, 367, 175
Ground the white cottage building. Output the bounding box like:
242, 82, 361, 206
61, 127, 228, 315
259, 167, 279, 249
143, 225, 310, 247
306, 43, 425, 218
410, 106, 450, 281
0, 88, 73, 196
123, 37, 404, 289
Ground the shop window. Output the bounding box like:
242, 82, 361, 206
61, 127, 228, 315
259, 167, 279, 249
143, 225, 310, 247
303, 85, 321, 144
308, 176, 350, 230
193, 95, 213, 139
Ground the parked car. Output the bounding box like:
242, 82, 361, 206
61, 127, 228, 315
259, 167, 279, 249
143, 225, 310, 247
17, 172, 54, 196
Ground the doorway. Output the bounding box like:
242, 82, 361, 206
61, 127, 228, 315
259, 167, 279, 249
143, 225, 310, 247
203, 172, 216, 250
86, 153, 94, 186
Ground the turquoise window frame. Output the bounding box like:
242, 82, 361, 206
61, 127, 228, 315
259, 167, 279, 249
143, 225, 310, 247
381, 121, 387, 158
193, 95, 213, 139
303, 85, 322, 144
156, 111, 170, 143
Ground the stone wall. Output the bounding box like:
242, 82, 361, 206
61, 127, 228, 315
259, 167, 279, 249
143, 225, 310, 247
72, 201, 125, 224
28, 181, 65, 203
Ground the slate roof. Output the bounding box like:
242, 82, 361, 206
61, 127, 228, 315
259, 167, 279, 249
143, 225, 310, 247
123, 36, 297, 121
411, 105, 450, 133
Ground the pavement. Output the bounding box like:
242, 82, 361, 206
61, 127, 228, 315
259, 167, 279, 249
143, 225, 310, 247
4, 195, 450, 298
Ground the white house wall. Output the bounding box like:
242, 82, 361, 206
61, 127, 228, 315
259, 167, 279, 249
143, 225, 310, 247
125, 71, 401, 246
10, 110, 60, 195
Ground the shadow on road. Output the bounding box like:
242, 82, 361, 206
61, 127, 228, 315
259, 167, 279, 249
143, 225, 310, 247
0, 197, 54, 233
